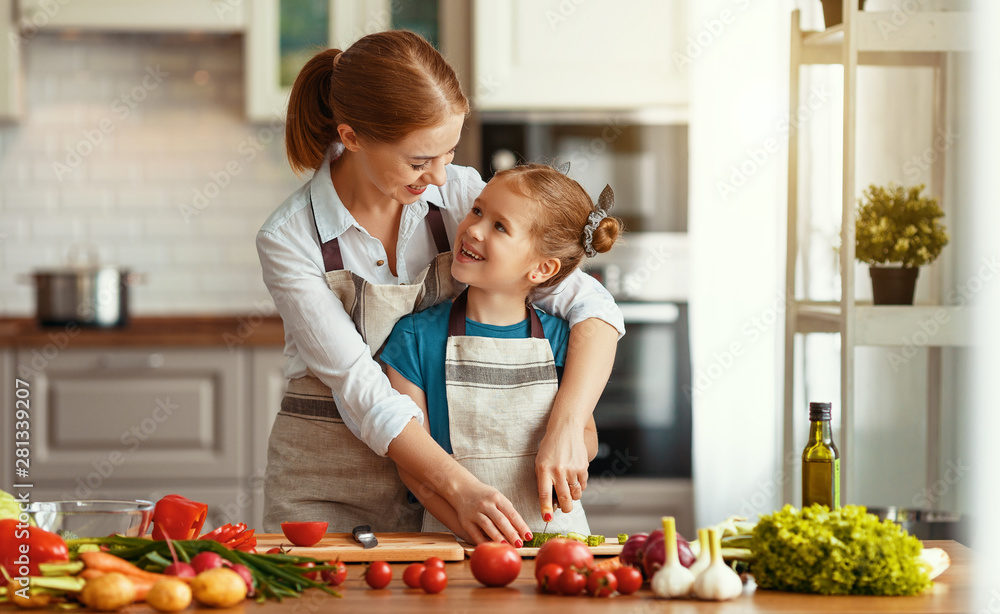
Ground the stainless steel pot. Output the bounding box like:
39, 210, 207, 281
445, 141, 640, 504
28, 245, 140, 328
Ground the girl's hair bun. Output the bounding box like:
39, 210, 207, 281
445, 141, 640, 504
590, 216, 622, 254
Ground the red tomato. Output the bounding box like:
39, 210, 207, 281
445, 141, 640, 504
423, 556, 446, 570
420, 567, 448, 594
296, 562, 320, 582
613, 566, 643, 595
587, 569, 618, 597
403, 563, 426, 589
365, 561, 393, 589
555, 567, 588, 596
534, 539, 595, 582
265, 547, 284, 555
280, 521, 328, 547
536, 563, 564, 593
469, 542, 522, 587
322, 560, 348, 587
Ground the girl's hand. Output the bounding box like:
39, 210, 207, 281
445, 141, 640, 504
535, 419, 590, 518
452, 479, 532, 546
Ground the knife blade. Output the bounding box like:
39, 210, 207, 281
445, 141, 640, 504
542, 487, 561, 534
351, 524, 377, 549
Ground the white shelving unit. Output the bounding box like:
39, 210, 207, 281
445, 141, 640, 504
782, 5, 972, 506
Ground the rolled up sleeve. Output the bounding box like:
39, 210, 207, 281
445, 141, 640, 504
533, 269, 625, 338
256, 229, 422, 455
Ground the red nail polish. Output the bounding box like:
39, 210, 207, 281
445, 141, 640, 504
525, 532, 533, 541
515, 540, 523, 548
543, 513, 552, 522
501, 540, 508, 544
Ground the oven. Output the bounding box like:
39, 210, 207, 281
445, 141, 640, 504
578, 233, 695, 537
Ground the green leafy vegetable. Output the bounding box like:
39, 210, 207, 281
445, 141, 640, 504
752, 504, 931, 596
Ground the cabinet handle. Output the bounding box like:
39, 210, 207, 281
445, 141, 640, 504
98, 353, 165, 369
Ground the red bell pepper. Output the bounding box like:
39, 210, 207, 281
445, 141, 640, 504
150, 494, 208, 541
0, 519, 69, 586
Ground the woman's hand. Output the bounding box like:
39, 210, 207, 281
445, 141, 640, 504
449, 479, 532, 545
536, 418, 590, 517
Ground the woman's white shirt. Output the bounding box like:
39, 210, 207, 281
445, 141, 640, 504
256, 151, 625, 456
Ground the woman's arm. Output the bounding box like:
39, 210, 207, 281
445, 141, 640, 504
386, 367, 476, 543
536, 317, 618, 517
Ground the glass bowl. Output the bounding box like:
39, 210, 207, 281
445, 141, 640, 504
27, 500, 154, 538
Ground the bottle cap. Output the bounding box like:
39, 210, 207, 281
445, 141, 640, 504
809, 402, 832, 421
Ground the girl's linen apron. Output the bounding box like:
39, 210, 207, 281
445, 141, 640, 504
263, 195, 460, 533
421, 290, 590, 535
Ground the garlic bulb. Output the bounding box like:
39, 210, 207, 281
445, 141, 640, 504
687, 528, 711, 578
693, 528, 743, 601
651, 516, 694, 599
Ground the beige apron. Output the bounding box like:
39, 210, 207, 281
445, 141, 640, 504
263, 193, 460, 533
421, 290, 590, 535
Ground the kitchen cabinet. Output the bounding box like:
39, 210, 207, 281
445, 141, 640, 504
782, 6, 973, 504
472, 0, 687, 115
17, 0, 246, 32
0, 338, 287, 531
0, 0, 21, 120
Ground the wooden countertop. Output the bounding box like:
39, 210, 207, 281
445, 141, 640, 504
113, 540, 974, 613
0, 316, 286, 348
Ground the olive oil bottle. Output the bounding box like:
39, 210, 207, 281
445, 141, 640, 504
801, 402, 840, 509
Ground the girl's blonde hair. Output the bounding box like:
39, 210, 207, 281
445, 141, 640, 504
492, 163, 622, 288
285, 31, 470, 174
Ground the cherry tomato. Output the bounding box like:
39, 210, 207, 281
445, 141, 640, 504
534, 539, 594, 582
322, 560, 348, 587
280, 521, 328, 547
365, 561, 392, 589
555, 566, 588, 596
403, 563, 426, 589
296, 562, 321, 582
265, 547, 283, 555
469, 542, 522, 587
613, 566, 643, 595
420, 567, 448, 594
536, 563, 564, 593
423, 556, 446, 570
587, 569, 618, 597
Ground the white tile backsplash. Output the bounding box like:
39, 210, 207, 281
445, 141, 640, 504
1, 33, 304, 315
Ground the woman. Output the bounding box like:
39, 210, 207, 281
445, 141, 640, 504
257, 30, 623, 545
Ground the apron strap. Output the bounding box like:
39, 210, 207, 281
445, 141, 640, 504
310, 195, 449, 273
447, 288, 545, 339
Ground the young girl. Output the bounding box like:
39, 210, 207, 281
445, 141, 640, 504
381, 164, 622, 540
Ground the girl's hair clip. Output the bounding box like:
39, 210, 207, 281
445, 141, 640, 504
582, 185, 615, 258
555, 161, 571, 175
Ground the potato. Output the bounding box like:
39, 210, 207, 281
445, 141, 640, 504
146, 578, 193, 612
80, 572, 137, 612
191, 567, 247, 608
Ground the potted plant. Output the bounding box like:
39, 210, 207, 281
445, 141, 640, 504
821, 0, 866, 28
855, 183, 949, 305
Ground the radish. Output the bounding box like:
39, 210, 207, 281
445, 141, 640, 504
164, 561, 197, 578
191, 551, 225, 573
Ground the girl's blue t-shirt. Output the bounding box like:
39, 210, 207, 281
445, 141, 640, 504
381, 299, 569, 453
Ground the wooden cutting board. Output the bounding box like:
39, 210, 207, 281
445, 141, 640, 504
254, 532, 465, 562
460, 539, 623, 558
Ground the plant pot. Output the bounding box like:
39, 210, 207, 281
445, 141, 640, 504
821, 0, 866, 28
869, 266, 919, 305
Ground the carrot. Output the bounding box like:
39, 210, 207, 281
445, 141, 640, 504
592, 556, 623, 572
79, 551, 165, 584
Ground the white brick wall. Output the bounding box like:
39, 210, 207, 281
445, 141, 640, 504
0, 32, 306, 315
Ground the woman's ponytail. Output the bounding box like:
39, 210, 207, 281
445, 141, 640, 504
285, 48, 342, 175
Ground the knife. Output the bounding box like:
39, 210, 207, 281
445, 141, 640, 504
352, 524, 377, 549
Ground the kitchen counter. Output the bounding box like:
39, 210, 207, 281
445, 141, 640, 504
109, 540, 974, 613
0, 316, 285, 348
